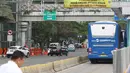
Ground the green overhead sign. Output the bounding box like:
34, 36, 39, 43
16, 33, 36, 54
43, 10, 56, 21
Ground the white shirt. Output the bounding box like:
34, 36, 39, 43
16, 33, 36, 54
0, 60, 22, 73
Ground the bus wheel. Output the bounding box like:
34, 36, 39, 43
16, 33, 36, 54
90, 59, 96, 64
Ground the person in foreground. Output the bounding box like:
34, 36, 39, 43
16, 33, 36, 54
0, 50, 25, 73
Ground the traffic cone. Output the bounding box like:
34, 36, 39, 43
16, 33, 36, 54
42, 50, 45, 55
0, 48, 3, 57
30, 49, 34, 56
32, 52, 34, 56
4, 48, 7, 57
45, 51, 48, 55
30, 51, 34, 56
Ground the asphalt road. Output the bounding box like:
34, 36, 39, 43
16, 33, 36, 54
0, 49, 87, 67
57, 62, 113, 73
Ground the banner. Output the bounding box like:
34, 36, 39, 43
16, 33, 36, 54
64, 0, 112, 8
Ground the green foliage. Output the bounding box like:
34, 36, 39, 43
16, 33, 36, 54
32, 21, 84, 44
78, 21, 90, 35
0, 0, 14, 20
116, 20, 127, 29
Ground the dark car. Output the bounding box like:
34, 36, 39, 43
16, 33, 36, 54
48, 43, 62, 56
75, 43, 82, 48
60, 46, 68, 56
48, 47, 61, 56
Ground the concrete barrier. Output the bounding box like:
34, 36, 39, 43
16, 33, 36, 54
53, 57, 82, 72
53, 60, 67, 72
21, 65, 40, 73
21, 63, 55, 73
37, 64, 46, 73
29, 65, 40, 73
78, 56, 88, 64
53, 60, 62, 72
21, 55, 88, 73
65, 57, 79, 68
113, 47, 130, 73
44, 62, 55, 73
66, 58, 71, 68
73, 57, 79, 65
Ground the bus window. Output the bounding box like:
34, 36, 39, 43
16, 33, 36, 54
91, 24, 116, 38
120, 31, 123, 42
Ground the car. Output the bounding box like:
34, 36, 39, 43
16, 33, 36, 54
74, 43, 82, 48
48, 43, 62, 56
68, 44, 76, 52
60, 46, 68, 56
6, 46, 30, 58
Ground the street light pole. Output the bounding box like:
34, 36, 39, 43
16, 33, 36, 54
78, 35, 82, 43
77, 35, 80, 43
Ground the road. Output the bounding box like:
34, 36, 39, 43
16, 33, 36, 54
57, 62, 113, 73
0, 49, 87, 67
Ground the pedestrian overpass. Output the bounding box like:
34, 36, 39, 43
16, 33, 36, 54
18, 0, 130, 21
21, 9, 114, 21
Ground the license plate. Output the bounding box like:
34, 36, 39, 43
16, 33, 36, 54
53, 49, 57, 51
100, 55, 107, 57
10, 50, 14, 52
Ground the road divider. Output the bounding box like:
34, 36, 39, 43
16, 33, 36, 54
65, 57, 77, 68
45, 62, 55, 73
21, 56, 88, 73
53, 60, 66, 72
78, 56, 88, 64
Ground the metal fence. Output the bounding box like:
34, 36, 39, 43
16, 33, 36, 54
113, 47, 130, 73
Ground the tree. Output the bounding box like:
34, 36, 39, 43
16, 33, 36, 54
32, 21, 83, 48
32, 21, 58, 48
0, 0, 14, 21
116, 20, 127, 29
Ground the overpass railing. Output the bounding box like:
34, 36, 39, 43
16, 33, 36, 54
113, 47, 130, 73
18, 0, 130, 11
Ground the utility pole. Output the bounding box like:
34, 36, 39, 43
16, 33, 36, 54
16, 0, 19, 45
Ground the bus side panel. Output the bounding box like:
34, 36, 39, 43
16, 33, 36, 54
88, 24, 92, 50
115, 24, 119, 49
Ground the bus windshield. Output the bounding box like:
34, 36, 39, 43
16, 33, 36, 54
91, 24, 116, 38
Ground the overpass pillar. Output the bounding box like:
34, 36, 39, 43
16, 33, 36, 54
18, 22, 28, 46
27, 21, 32, 49
127, 18, 130, 46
